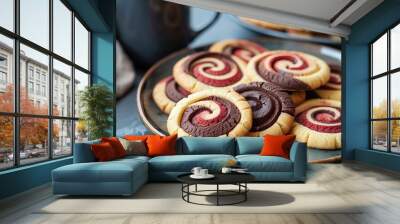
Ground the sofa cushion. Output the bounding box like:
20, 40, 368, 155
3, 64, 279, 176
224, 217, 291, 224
236, 137, 263, 155
53, 158, 147, 183
236, 155, 293, 172
149, 155, 235, 172
73, 140, 100, 163
177, 137, 235, 155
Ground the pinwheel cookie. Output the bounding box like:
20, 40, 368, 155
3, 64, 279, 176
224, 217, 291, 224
173, 51, 250, 93
315, 64, 341, 101
167, 89, 252, 137
234, 82, 295, 136
247, 50, 330, 90
291, 99, 341, 150
152, 76, 190, 114
209, 39, 267, 63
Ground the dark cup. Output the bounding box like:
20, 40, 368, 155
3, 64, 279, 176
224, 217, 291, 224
116, 0, 220, 68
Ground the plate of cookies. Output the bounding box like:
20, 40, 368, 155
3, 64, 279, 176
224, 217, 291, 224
137, 37, 342, 156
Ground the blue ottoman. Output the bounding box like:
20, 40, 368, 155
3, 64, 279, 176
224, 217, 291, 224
52, 156, 148, 196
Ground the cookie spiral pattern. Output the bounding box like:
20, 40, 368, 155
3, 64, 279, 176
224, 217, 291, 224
247, 50, 330, 90
173, 52, 249, 92
209, 39, 267, 63
315, 64, 341, 101
234, 82, 295, 136
291, 99, 341, 150
153, 76, 190, 114
167, 90, 252, 137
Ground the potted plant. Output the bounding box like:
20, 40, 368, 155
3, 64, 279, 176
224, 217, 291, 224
79, 84, 113, 140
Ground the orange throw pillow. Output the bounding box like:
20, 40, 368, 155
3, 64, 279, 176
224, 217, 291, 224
101, 137, 126, 158
91, 142, 117, 162
260, 134, 296, 159
146, 134, 177, 157
124, 135, 152, 141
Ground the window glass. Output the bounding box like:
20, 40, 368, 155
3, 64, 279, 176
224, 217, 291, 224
391, 72, 400, 118
391, 121, 400, 153
53, 0, 72, 60
0, 34, 14, 112
19, 117, 49, 165
74, 18, 89, 70
372, 121, 388, 151
20, 0, 49, 49
75, 120, 88, 143
53, 59, 72, 117
0, 116, 13, 170
74, 69, 89, 118
372, 33, 387, 76
372, 76, 387, 119
391, 24, 400, 70
20, 44, 49, 115
53, 119, 72, 157
0, 0, 14, 31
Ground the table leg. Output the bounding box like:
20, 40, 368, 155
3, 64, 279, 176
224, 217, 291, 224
195, 184, 198, 192
216, 184, 219, 206
245, 183, 247, 201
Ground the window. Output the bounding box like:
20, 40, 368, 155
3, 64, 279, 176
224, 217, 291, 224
28, 81, 34, 94
370, 23, 400, 154
0, 0, 91, 170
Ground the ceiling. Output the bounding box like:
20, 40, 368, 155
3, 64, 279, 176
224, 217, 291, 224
164, 0, 384, 38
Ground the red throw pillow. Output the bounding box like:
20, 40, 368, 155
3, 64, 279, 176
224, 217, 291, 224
91, 142, 117, 162
260, 134, 296, 159
101, 137, 126, 158
146, 134, 177, 157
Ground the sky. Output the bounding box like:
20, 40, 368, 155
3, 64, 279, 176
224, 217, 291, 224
0, 0, 89, 74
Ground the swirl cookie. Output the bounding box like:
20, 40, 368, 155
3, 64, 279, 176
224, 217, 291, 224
173, 51, 249, 92
315, 64, 341, 101
167, 89, 252, 137
234, 82, 295, 136
247, 50, 330, 90
209, 39, 267, 63
152, 76, 190, 114
291, 99, 341, 150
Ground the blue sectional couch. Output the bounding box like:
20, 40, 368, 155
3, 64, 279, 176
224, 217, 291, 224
52, 137, 307, 196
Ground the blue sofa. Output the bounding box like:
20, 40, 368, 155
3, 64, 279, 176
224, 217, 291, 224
52, 137, 307, 196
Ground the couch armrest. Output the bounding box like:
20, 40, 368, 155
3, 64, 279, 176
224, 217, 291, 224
289, 141, 307, 181
74, 142, 98, 163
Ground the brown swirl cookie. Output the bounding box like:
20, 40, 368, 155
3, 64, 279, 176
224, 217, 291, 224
315, 64, 341, 101
167, 89, 252, 137
291, 99, 341, 150
173, 51, 250, 93
152, 76, 190, 114
234, 82, 295, 136
246, 50, 330, 90
209, 39, 267, 63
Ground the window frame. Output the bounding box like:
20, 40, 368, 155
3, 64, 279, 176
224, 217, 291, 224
370, 21, 400, 154
0, 0, 91, 171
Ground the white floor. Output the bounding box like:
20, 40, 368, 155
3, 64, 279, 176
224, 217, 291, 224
1, 162, 400, 224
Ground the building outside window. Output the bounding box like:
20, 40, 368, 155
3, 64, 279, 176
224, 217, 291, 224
0, 0, 91, 170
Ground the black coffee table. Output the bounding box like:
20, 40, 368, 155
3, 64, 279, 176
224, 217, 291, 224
177, 173, 255, 206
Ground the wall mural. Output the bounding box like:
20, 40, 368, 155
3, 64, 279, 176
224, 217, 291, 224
116, 0, 342, 163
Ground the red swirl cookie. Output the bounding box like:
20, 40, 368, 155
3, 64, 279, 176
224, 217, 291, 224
315, 64, 341, 101
247, 50, 330, 90
173, 51, 250, 92
209, 39, 267, 63
291, 99, 341, 150
152, 76, 190, 114
234, 82, 295, 136
167, 89, 252, 137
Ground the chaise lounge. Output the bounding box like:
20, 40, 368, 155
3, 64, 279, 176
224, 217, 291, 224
52, 137, 307, 196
